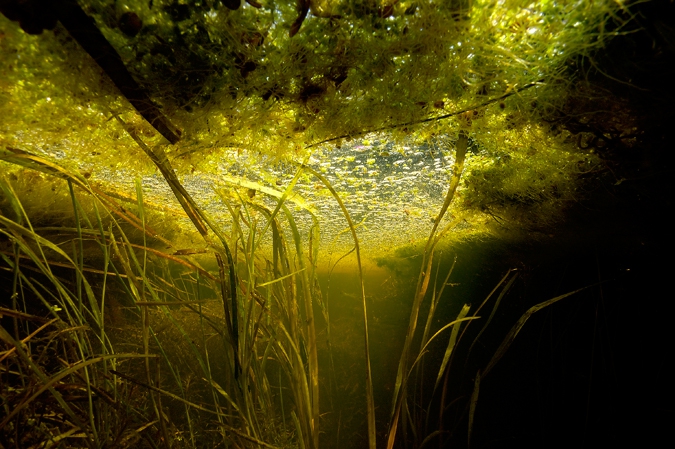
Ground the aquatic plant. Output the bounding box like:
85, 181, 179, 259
1, 0, 652, 447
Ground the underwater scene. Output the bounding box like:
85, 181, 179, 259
1, 1, 673, 448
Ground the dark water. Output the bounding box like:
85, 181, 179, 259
309, 224, 674, 449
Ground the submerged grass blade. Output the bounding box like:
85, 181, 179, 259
303, 165, 376, 449
466, 269, 518, 359
0, 330, 154, 432
281, 203, 320, 449
483, 286, 590, 377
257, 268, 306, 287
0, 317, 58, 362
0, 216, 98, 326
215, 252, 241, 379
407, 317, 479, 382
467, 285, 592, 446
468, 369, 481, 448
420, 256, 456, 359
435, 304, 472, 391
387, 130, 468, 449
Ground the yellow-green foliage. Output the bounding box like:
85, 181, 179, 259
459, 116, 600, 231
0, 0, 640, 252
2, 0, 627, 171
0, 163, 196, 250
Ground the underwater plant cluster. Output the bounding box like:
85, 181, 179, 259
2, 1, 674, 448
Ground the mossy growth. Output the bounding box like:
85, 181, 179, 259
2, 0, 630, 160
458, 116, 601, 234
0, 0, 653, 250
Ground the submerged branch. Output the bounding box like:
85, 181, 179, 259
56, 0, 181, 144
307, 81, 543, 148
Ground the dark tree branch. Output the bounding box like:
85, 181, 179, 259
307, 80, 544, 148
